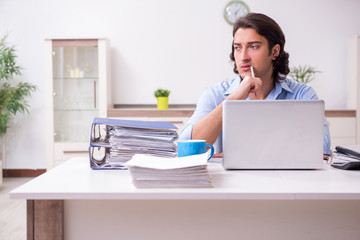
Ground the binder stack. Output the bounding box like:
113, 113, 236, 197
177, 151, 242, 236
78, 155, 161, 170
89, 118, 178, 169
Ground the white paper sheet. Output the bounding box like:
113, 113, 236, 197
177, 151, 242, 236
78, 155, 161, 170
124, 153, 208, 170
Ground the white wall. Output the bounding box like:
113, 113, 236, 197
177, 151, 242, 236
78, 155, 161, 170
0, 0, 359, 168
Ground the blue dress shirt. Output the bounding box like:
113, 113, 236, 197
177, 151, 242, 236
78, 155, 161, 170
179, 76, 331, 155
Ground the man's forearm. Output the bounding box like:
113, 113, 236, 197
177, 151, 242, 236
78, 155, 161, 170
191, 102, 224, 144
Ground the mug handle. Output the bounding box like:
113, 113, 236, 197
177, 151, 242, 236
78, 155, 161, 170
206, 144, 214, 160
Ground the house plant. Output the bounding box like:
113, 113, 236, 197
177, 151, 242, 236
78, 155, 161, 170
289, 65, 320, 84
154, 88, 170, 110
0, 35, 37, 136
0, 35, 37, 174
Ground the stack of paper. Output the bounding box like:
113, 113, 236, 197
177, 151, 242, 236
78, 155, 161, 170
124, 153, 213, 188
89, 118, 178, 169
109, 126, 177, 157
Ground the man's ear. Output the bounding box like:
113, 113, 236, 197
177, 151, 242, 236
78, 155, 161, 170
272, 44, 280, 60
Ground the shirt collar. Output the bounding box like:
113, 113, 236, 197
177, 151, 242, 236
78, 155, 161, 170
279, 80, 293, 93
224, 76, 294, 98
266, 80, 294, 99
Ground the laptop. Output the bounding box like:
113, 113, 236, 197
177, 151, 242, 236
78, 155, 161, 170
222, 100, 324, 169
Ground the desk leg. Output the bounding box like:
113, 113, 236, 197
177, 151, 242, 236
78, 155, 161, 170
27, 200, 64, 240
27, 200, 34, 240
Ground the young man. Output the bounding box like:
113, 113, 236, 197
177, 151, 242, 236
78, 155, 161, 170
179, 13, 331, 157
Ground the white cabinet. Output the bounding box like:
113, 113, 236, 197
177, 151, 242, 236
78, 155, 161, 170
348, 36, 360, 143
327, 117, 356, 150
45, 39, 111, 169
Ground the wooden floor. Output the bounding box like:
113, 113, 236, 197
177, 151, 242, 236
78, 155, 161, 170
0, 177, 33, 240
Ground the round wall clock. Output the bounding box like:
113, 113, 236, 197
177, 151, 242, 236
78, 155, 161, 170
224, 1, 250, 25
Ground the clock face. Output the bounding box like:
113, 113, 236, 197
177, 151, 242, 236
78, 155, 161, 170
224, 1, 250, 25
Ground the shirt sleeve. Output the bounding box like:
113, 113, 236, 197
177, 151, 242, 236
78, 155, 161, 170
296, 85, 332, 155
323, 118, 332, 155
179, 86, 223, 153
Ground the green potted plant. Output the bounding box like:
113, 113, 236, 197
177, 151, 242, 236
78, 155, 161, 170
0, 35, 37, 171
289, 65, 320, 84
154, 88, 170, 110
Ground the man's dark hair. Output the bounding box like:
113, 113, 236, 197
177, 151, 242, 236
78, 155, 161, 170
230, 13, 290, 82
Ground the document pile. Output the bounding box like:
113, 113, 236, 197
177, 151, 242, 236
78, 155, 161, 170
124, 153, 213, 188
89, 118, 178, 169
331, 145, 360, 170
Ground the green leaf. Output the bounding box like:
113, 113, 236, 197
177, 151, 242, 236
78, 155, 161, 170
0, 35, 37, 137
289, 65, 321, 84
154, 88, 170, 97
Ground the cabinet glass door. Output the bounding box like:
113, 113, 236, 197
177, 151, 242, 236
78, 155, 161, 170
52, 42, 99, 142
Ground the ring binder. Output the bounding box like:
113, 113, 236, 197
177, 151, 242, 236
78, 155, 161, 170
89, 118, 178, 169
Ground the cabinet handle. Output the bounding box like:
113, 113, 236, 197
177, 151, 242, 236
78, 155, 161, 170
63, 151, 88, 154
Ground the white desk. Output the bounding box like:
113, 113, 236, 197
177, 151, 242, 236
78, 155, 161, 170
10, 157, 360, 240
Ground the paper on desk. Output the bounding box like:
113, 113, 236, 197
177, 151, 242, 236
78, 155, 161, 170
110, 126, 178, 142
124, 153, 208, 170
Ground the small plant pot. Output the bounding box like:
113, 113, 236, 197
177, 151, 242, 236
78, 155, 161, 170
157, 97, 168, 110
